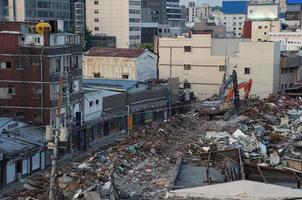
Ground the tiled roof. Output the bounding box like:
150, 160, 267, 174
85, 47, 146, 58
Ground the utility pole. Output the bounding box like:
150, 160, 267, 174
65, 66, 74, 155
49, 60, 64, 200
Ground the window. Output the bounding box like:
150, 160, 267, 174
93, 73, 101, 78
94, 18, 99, 22
0, 62, 12, 69
184, 82, 191, 89
94, 1, 99, 5
16, 112, 24, 118
258, 26, 262, 29
122, 73, 129, 79
33, 113, 42, 121
244, 68, 250, 75
89, 101, 93, 107
94, 9, 99, 14
96, 99, 99, 105
219, 65, 226, 72
129, 35, 140, 40
94, 27, 100, 31
184, 64, 191, 70
258, 39, 262, 42
15, 61, 23, 70
129, 1, 141, 6
8, 88, 15, 95
129, 27, 140, 31
184, 46, 192, 52
129, 9, 140, 14
264, 26, 268, 29
129, 18, 140, 23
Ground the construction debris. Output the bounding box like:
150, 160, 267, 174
2, 95, 302, 199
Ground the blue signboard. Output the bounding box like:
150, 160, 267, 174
222, 1, 249, 14
287, 0, 302, 4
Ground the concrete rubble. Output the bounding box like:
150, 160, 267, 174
2, 94, 302, 199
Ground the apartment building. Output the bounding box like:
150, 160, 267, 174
156, 34, 226, 99
210, 1, 248, 38
156, 33, 292, 99
228, 42, 281, 97
166, 0, 184, 36
141, 0, 167, 43
0, 22, 83, 126
86, 0, 141, 48
71, 0, 85, 38
0, 0, 71, 30
269, 31, 302, 51
247, 3, 281, 42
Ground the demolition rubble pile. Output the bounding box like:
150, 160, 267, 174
3, 95, 302, 200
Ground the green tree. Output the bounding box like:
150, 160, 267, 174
139, 43, 154, 52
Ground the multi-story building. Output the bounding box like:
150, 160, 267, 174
188, 2, 211, 24
188, 0, 198, 23
166, 0, 184, 36
86, 0, 141, 48
228, 41, 281, 97
141, 0, 167, 24
247, 3, 281, 42
156, 34, 227, 99
0, 0, 71, 31
0, 22, 83, 126
269, 31, 302, 51
156, 33, 292, 99
141, 0, 168, 43
71, 0, 85, 38
218, 1, 249, 38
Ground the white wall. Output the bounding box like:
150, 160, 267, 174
269, 32, 302, 51
228, 42, 281, 98
158, 34, 226, 100
252, 21, 281, 42
86, 0, 141, 48
137, 52, 158, 81
84, 90, 103, 122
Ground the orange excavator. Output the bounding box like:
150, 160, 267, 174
197, 70, 253, 120
226, 79, 253, 102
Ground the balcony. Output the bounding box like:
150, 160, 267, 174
281, 54, 301, 69
20, 33, 81, 47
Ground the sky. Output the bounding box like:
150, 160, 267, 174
180, 0, 222, 6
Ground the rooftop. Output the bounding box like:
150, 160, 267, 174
85, 48, 147, 58
83, 79, 144, 91
167, 180, 302, 199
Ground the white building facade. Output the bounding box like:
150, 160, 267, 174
269, 31, 302, 51
210, 11, 246, 38
86, 0, 141, 48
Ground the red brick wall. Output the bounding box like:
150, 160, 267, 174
0, 23, 22, 32
0, 34, 19, 54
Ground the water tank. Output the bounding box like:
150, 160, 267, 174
35, 23, 52, 35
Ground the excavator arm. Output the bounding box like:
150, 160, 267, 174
226, 79, 253, 102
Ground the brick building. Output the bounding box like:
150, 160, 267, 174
0, 22, 83, 126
